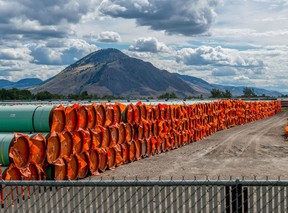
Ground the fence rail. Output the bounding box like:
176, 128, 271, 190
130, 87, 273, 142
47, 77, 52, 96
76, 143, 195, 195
2, 179, 288, 212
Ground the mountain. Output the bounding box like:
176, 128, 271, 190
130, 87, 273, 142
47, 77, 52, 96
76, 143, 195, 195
172, 73, 213, 95
175, 73, 282, 97
212, 85, 282, 97
0, 78, 43, 89
32, 48, 281, 98
0, 79, 12, 88
34, 48, 199, 98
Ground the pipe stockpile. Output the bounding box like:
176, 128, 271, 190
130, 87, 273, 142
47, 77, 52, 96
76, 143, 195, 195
0, 100, 282, 181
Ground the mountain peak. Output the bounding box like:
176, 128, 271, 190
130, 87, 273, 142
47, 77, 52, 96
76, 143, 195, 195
69, 48, 129, 68
98, 48, 125, 54
89, 48, 128, 58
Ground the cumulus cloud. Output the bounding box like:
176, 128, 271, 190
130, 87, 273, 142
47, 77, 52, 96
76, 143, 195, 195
233, 75, 250, 81
29, 39, 98, 65
0, 48, 32, 61
123, 50, 153, 59
0, 45, 33, 78
0, 19, 74, 41
96, 31, 121, 43
83, 31, 121, 43
0, 1, 99, 25
0, 61, 17, 67
0, 60, 29, 78
176, 46, 263, 67
129, 37, 170, 53
213, 28, 288, 39
99, 0, 223, 36
0, 0, 100, 40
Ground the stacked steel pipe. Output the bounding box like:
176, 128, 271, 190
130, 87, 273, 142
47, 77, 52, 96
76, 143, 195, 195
0, 100, 282, 180
0, 104, 65, 181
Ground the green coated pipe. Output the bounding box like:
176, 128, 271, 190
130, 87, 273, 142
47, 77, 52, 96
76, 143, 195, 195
27, 132, 48, 137
45, 165, 53, 180
0, 132, 49, 167
33, 105, 54, 132
0, 105, 54, 132
44, 164, 54, 180
0, 134, 14, 166
0, 105, 38, 132
0, 133, 31, 168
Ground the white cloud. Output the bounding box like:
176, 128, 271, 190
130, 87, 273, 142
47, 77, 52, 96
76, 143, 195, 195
233, 75, 250, 81
0, 47, 32, 61
123, 50, 153, 59
29, 39, 98, 65
0, 64, 66, 82
129, 37, 170, 53
212, 0, 288, 46
99, 0, 223, 36
176, 46, 263, 67
213, 28, 288, 39
94, 31, 122, 43
0, 0, 101, 40
0, 0, 100, 25
0, 59, 32, 79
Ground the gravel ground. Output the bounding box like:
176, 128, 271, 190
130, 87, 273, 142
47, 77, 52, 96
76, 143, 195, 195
91, 110, 288, 180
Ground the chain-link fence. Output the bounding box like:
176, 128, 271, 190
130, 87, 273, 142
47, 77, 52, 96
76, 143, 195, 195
1, 178, 288, 212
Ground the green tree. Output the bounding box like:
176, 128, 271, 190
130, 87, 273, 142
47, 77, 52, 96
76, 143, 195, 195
80, 91, 91, 100
91, 94, 101, 99
210, 89, 222, 98
243, 87, 256, 98
158, 92, 178, 99
35, 91, 54, 100
0, 89, 13, 100
18, 89, 33, 100
68, 94, 80, 100
222, 89, 232, 98
102, 95, 116, 100
0, 88, 33, 100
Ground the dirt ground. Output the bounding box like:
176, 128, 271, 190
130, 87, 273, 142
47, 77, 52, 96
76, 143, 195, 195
92, 110, 288, 180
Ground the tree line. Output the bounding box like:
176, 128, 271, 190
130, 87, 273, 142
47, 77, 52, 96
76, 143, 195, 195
0, 89, 176, 101
0, 89, 124, 101
210, 87, 265, 99
210, 89, 232, 99
0, 89, 179, 101
0, 87, 273, 101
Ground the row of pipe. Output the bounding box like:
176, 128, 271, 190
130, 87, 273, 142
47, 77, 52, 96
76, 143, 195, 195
0, 100, 282, 181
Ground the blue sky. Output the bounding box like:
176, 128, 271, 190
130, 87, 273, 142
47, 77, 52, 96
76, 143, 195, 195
0, 0, 287, 93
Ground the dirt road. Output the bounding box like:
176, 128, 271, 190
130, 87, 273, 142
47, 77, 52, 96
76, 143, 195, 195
92, 110, 288, 180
